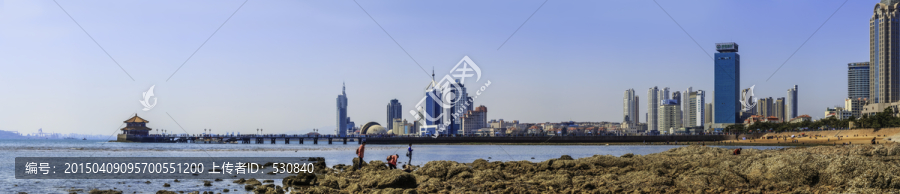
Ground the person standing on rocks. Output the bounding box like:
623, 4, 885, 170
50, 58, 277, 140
356, 141, 366, 169
406, 143, 413, 165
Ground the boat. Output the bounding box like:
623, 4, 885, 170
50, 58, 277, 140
82, 138, 86, 140
64, 137, 76, 140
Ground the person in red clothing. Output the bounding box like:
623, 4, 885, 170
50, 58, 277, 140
387, 154, 399, 169
356, 141, 366, 169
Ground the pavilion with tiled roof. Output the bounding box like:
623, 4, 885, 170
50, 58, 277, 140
120, 114, 152, 136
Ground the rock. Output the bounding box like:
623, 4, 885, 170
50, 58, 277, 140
621, 153, 634, 158
214, 178, 222, 181
144, 181, 151, 184
155, 191, 177, 194
262, 179, 274, 183
88, 189, 122, 194
222, 189, 229, 192
232, 178, 245, 184
163, 183, 170, 187
351, 157, 367, 170
173, 179, 180, 182
559, 155, 574, 160
282, 172, 317, 188
203, 180, 212, 186
360, 170, 417, 189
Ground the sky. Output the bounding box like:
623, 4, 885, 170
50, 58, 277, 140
0, 0, 874, 135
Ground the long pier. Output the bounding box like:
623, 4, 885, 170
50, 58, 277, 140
116, 134, 728, 144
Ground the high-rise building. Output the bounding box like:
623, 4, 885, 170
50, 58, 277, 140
872, 2, 900, 104
660, 87, 670, 102
683, 87, 692, 128
848, 62, 870, 117
418, 81, 443, 136
623, 89, 639, 126
684, 89, 705, 128
849, 62, 871, 99
757, 97, 773, 117
714, 42, 741, 127
672, 91, 682, 128
658, 100, 680, 134
787, 85, 798, 119
446, 80, 469, 135
647, 87, 659, 132
336, 83, 349, 136
462, 105, 488, 135
704, 102, 713, 129
775, 97, 786, 122
634, 95, 639, 128
387, 99, 402, 131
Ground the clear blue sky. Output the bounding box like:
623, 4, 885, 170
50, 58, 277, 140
0, 0, 872, 135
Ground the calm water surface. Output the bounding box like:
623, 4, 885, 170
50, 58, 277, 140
0, 139, 790, 193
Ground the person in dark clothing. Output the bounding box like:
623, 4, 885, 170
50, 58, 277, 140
405, 143, 413, 165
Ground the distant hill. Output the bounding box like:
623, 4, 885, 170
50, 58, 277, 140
0, 130, 26, 139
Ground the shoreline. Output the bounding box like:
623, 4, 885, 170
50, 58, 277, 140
51, 143, 900, 193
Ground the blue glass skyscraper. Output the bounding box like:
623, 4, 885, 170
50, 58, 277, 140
714, 42, 740, 125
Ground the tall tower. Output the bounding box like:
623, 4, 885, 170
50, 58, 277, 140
672, 91, 682, 128
714, 42, 740, 126
623, 89, 638, 126
872, 1, 900, 104
647, 87, 659, 132
336, 83, 348, 136
787, 85, 799, 119
387, 99, 402, 131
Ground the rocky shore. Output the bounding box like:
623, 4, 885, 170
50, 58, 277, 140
275, 144, 900, 193
42, 143, 900, 193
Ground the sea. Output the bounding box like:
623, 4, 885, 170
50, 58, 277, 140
0, 139, 791, 193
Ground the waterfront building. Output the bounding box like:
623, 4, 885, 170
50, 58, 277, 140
847, 62, 870, 117
672, 91, 683, 128
392, 118, 404, 134
849, 62, 871, 99
713, 42, 741, 129
658, 100, 681, 134
623, 89, 640, 128
863, 1, 900, 116
462, 105, 488, 135
757, 97, 774, 118
120, 114, 151, 136
775, 97, 786, 122
683, 89, 705, 129
704, 102, 713, 130
387, 99, 402, 131
872, 2, 900, 104
647, 87, 659, 132
418, 81, 443, 136
787, 85, 799, 119
336, 83, 349, 137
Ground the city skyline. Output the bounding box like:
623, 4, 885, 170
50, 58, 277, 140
0, 0, 870, 134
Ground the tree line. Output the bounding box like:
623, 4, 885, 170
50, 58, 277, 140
724, 107, 900, 133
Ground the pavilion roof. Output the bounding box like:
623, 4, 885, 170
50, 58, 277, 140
124, 115, 149, 123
